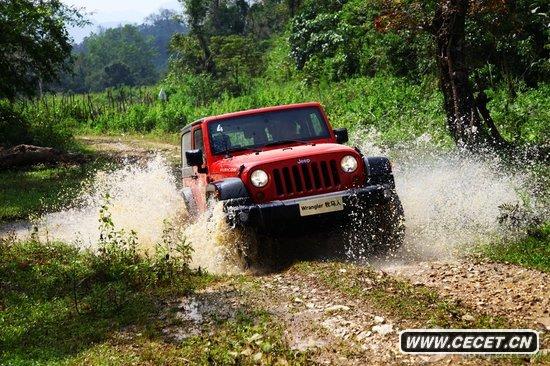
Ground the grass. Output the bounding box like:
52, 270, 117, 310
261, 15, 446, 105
0, 239, 307, 365
0, 160, 111, 224
64, 309, 309, 365
295, 261, 507, 329
476, 224, 550, 273
0, 239, 213, 365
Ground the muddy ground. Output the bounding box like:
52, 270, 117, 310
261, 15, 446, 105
3, 136, 548, 365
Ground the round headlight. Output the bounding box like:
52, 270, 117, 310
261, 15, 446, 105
340, 155, 358, 173
250, 169, 269, 188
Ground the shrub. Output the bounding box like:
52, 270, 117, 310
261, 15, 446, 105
0, 100, 32, 147
0, 99, 75, 150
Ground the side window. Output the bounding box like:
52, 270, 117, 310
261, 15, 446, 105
181, 132, 191, 167
193, 128, 204, 151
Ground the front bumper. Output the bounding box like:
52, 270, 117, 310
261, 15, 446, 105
225, 184, 393, 229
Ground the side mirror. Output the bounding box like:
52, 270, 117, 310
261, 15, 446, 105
185, 149, 203, 167
334, 128, 349, 144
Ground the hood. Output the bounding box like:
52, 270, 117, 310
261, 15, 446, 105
211, 143, 360, 173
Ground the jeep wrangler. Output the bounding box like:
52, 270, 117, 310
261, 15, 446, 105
180, 102, 404, 259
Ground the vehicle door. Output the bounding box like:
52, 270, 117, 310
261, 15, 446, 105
190, 125, 209, 211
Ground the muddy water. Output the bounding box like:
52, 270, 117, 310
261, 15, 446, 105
1, 136, 544, 273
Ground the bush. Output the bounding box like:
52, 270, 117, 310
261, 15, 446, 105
0, 99, 76, 150
0, 100, 32, 147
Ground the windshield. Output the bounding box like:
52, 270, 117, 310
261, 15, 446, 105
208, 107, 330, 155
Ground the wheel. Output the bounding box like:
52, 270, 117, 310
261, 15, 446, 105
231, 226, 280, 272
345, 192, 405, 259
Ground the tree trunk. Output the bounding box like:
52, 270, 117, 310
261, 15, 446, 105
196, 31, 215, 74
0, 145, 87, 170
432, 0, 508, 149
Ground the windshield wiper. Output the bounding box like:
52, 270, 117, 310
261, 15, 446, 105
222, 146, 262, 157
261, 139, 309, 149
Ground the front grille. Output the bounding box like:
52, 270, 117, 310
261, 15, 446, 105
273, 160, 342, 197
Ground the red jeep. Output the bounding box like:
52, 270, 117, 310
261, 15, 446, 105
180, 102, 404, 257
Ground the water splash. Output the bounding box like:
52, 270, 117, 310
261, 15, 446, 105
1, 132, 545, 272
183, 201, 245, 274
0, 155, 244, 273
5, 155, 185, 252
352, 128, 544, 260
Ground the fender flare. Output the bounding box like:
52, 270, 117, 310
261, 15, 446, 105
363, 156, 395, 188
207, 178, 250, 201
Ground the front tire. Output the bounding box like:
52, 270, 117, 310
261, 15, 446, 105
232, 226, 280, 272
346, 193, 405, 259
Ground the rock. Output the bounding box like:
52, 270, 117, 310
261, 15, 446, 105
253, 352, 263, 362
0, 144, 88, 169
536, 317, 550, 330
372, 324, 393, 335
461, 314, 475, 322
356, 331, 372, 341
419, 354, 447, 363
374, 315, 385, 324
247, 333, 263, 343
293, 297, 304, 303
324, 305, 350, 313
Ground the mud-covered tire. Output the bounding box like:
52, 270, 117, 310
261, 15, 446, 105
232, 226, 280, 272
346, 193, 405, 258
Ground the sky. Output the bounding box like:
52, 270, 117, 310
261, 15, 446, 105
62, 0, 181, 43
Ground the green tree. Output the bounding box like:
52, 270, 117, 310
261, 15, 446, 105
375, 0, 549, 149
180, 0, 215, 73
81, 25, 158, 91
140, 9, 189, 71
101, 63, 135, 88
0, 0, 84, 100
211, 35, 264, 93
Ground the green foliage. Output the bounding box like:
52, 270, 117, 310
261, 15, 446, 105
465, 0, 550, 89
169, 34, 267, 98
81, 25, 158, 92
0, 204, 201, 364
53, 25, 159, 93
53, 10, 188, 93
0, 101, 31, 146
0, 99, 76, 149
289, 0, 432, 83
487, 84, 550, 143
0, 0, 85, 100
476, 223, 550, 273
